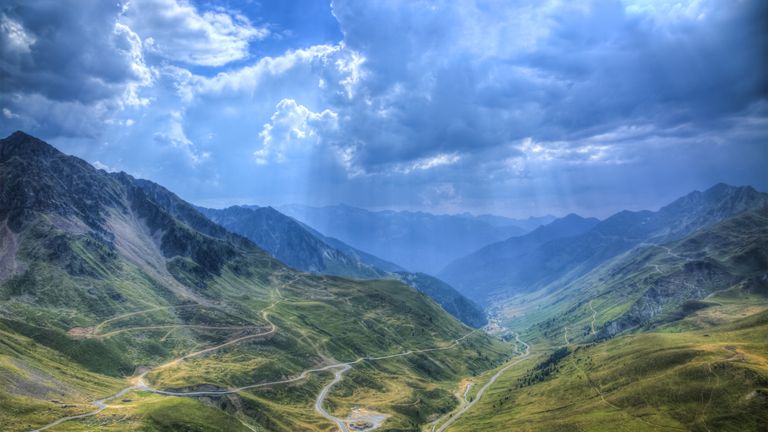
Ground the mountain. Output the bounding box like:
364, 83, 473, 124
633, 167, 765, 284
277, 203, 528, 274
393, 272, 488, 327
199, 204, 487, 327
442, 184, 768, 303
450, 208, 768, 431
447, 308, 768, 431
199, 205, 387, 279
440, 214, 600, 302
514, 207, 768, 343
0, 132, 511, 431
462, 213, 557, 232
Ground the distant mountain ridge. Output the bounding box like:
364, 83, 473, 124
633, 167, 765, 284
276, 203, 531, 274
441, 183, 768, 303
458, 213, 556, 231
439, 214, 600, 302
201, 204, 487, 327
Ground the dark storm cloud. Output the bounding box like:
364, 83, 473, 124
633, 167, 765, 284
0, 0, 148, 103
327, 0, 767, 173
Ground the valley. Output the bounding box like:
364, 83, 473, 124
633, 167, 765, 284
1, 132, 766, 431
2, 2, 765, 430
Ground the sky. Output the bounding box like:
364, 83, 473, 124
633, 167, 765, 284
1, 0, 766, 218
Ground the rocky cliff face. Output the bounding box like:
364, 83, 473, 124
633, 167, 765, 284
593, 208, 768, 339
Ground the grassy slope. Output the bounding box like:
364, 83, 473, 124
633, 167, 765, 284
439, 209, 768, 431
448, 305, 768, 432
0, 322, 126, 432
1, 210, 512, 431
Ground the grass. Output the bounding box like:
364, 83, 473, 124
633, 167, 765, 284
447, 309, 768, 432
1, 213, 515, 431
0, 322, 125, 431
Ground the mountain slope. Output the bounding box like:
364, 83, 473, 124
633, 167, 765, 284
444, 185, 768, 303
449, 309, 768, 431
200, 205, 387, 279
394, 272, 488, 328
447, 209, 768, 431
200, 204, 487, 327
461, 213, 556, 232
513, 207, 768, 345
440, 214, 600, 302
0, 132, 511, 431
278, 203, 527, 274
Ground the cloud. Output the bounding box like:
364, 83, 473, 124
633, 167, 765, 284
152, 111, 209, 165
91, 160, 114, 171
2, 107, 18, 119
255, 98, 338, 164
0, 1, 154, 138
121, 0, 268, 67
190, 44, 343, 96
0, 0, 765, 216
0, 13, 36, 54
391, 153, 462, 174
324, 0, 767, 175
0, 1, 151, 104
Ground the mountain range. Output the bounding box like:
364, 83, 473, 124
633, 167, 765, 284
441, 184, 768, 304
276, 204, 535, 274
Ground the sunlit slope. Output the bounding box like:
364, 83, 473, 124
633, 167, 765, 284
446, 309, 768, 432
0, 132, 512, 431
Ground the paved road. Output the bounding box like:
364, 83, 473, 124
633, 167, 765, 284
30, 282, 289, 432
315, 365, 352, 432
33, 292, 478, 432
434, 334, 530, 432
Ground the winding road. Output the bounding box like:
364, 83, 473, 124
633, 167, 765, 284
315, 365, 353, 432
588, 301, 597, 335
31, 277, 482, 432
432, 333, 531, 432
31, 279, 290, 432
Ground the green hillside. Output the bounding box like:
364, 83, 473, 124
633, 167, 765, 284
199, 204, 488, 327
446, 306, 768, 431
438, 208, 768, 431
496, 208, 768, 347
0, 132, 513, 431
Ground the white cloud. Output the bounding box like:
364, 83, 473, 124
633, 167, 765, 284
335, 47, 366, 99
255, 99, 339, 164
392, 153, 462, 174
121, 0, 268, 67
517, 137, 627, 165
153, 111, 209, 165
112, 23, 154, 107
0, 13, 35, 54
2, 107, 18, 119
191, 44, 342, 95
622, 0, 708, 21
91, 160, 114, 171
